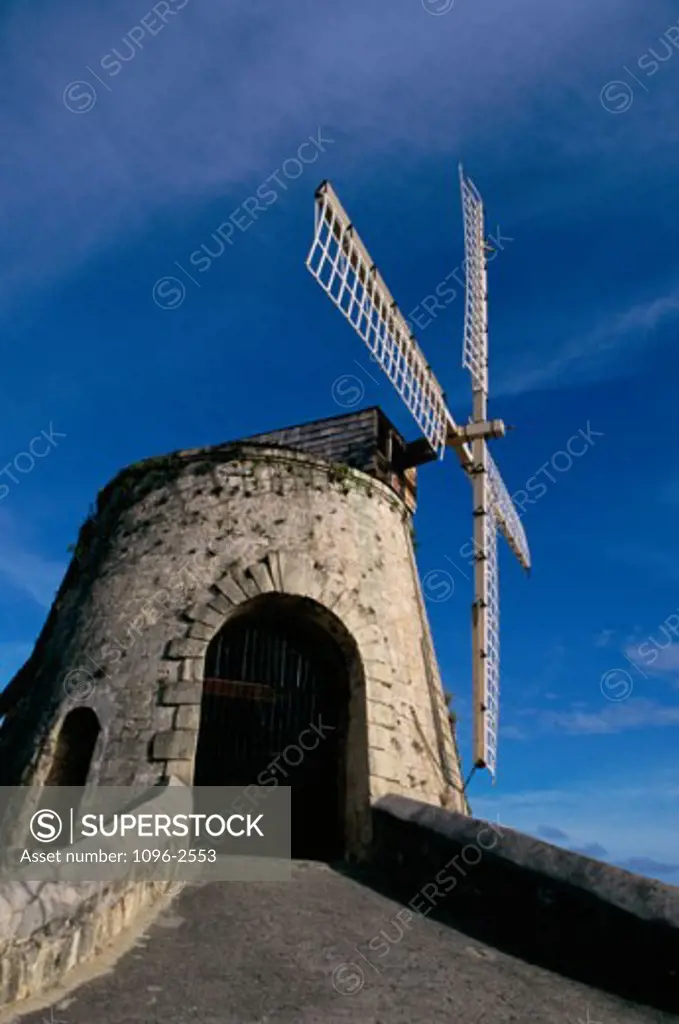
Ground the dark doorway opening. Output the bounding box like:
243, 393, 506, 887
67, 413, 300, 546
194, 595, 348, 861
45, 707, 101, 787
32, 707, 102, 850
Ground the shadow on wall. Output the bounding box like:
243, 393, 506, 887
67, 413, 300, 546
364, 795, 679, 1015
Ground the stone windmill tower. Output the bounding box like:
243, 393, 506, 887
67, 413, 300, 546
0, 407, 466, 861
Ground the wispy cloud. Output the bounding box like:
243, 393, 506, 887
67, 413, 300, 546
625, 641, 679, 683
499, 724, 528, 740
498, 286, 679, 397
0, 511, 65, 609
617, 290, 679, 331
0, 0, 637, 316
526, 698, 679, 735
0, 641, 34, 692
594, 629, 614, 648
536, 824, 569, 841
622, 856, 679, 877
0, 549, 64, 609
607, 543, 679, 584
473, 771, 679, 882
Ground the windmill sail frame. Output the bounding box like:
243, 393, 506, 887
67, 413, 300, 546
459, 164, 499, 777
305, 172, 531, 783
306, 181, 451, 458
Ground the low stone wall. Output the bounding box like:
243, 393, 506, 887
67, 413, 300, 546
370, 795, 679, 1013
0, 877, 167, 1007
0, 781, 188, 1009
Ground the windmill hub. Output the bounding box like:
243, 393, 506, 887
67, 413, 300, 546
448, 419, 506, 445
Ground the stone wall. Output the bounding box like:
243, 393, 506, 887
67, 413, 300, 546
0, 876, 166, 1009
369, 795, 679, 1014
0, 442, 467, 857
0, 782, 188, 1010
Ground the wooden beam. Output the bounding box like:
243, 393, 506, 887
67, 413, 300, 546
395, 438, 438, 470
202, 679, 276, 702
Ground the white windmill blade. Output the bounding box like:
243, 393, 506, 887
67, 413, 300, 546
460, 163, 529, 781
459, 165, 488, 397
485, 517, 500, 778
486, 450, 531, 571
459, 165, 531, 574
306, 180, 454, 458
472, 511, 500, 778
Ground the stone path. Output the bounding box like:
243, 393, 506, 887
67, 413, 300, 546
10, 862, 676, 1024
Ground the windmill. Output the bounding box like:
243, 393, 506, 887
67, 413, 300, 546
305, 168, 531, 783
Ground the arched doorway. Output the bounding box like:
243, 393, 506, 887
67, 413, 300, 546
45, 707, 101, 786
193, 594, 350, 861
25, 707, 102, 850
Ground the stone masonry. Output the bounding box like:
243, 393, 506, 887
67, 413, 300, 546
0, 414, 467, 860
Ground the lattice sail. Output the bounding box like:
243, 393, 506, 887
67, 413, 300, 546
487, 450, 531, 570
306, 180, 450, 457
459, 166, 488, 395
470, 437, 502, 780
482, 513, 500, 777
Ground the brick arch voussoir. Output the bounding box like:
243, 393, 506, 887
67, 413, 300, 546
162, 550, 309, 665
153, 552, 283, 778
159, 551, 346, 708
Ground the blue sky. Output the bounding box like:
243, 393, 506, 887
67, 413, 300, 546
1, 0, 678, 882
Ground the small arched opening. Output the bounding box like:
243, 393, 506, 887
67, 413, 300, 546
194, 593, 364, 862
45, 706, 101, 787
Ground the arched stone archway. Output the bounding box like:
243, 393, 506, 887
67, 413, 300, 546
152, 554, 372, 858
194, 593, 351, 860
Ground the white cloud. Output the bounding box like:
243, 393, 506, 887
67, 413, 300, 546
0, 641, 34, 692
533, 699, 679, 734
497, 286, 679, 397
472, 771, 679, 882
0, 511, 65, 609
625, 641, 679, 684
0, 548, 65, 609
499, 724, 527, 740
